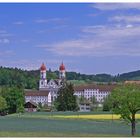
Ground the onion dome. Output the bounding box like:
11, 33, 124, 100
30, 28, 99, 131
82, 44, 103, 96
40, 63, 46, 71
59, 62, 65, 71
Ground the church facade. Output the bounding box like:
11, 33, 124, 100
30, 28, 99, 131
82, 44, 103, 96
25, 62, 66, 106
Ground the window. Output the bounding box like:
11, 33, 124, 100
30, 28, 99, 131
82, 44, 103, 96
86, 108, 90, 110
41, 81, 43, 85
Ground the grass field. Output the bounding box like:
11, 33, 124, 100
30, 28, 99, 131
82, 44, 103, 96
0, 111, 140, 137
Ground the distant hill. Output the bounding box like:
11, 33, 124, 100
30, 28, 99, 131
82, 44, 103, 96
119, 70, 140, 81
0, 66, 140, 89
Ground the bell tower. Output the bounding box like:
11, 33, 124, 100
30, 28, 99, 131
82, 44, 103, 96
59, 62, 66, 80
39, 63, 47, 90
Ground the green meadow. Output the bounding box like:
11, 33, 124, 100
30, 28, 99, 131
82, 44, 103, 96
0, 112, 140, 137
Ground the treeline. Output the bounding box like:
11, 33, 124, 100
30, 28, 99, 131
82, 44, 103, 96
0, 67, 39, 89
64, 70, 140, 82
66, 72, 116, 82
1, 66, 140, 89
0, 67, 60, 89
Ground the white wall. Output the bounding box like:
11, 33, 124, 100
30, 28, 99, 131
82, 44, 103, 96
74, 89, 110, 103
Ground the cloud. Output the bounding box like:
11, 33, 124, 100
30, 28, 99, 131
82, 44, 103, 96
110, 15, 140, 23
126, 24, 133, 28
0, 34, 13, 37
0, 30, 11, 44
91, 3, 140, 10
20, 39, 29, 43
87, 13, 101, 17
35, 18, 67, 24
35, 19, 49, 23
4, 59, 72, 71
13, 21, 24, 25
38, 24, 140, 57
37, 25, 69, 34
7, 59, 39, 70
0, 30, 13, 37
3, 39, 10, 43
0, 38, 10, 44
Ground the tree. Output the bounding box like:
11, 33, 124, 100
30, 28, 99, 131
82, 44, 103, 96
102, 96, 111, 111
16, 105, 24, 114
0, 86, 25, 114
109, 84, 140, 136
90, 96, 98, 111
79, 95, 87, 104
38, 102, 43, 109
55, 82, 78, 111
0, 96, 7, 112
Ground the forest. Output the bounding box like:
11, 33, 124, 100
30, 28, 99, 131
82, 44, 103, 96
0, 66, 140, 89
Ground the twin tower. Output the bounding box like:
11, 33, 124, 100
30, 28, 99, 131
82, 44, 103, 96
39, 62, 66, 90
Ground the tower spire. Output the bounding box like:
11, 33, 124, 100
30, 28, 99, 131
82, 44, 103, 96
39, 63, 47, 90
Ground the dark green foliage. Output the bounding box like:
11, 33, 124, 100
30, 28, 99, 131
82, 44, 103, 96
0, 67, 39, 89
0, 96, 7, 112
79, 95, 88, 104
110, 84, 140, 136
0, 86, 25, 114
1, 67, 140, 88
57, 70, 140, 82
55, 82, 78, 111
38, 102, 43, 109
103, 96, 111, 111
47, 70, 57, 80
16, 105, 24, 114
37, 102, 43, 112
90, 96, 98, 104
119, 70, 140, 81
90, 96, 98, 111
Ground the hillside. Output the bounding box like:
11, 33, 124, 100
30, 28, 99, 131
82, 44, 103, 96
119, 70, 140, 81
0, 66, 140, 89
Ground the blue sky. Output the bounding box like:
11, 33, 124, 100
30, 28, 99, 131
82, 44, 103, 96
1, 3, 140, 75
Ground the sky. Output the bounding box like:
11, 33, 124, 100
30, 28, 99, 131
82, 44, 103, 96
1, 3, 140, 75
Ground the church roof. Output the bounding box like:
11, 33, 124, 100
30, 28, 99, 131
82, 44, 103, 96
59, 62, 65, 71
25, 89, 49, 96
40, 63, 47, 71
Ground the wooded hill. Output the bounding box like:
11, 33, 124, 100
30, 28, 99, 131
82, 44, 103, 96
1, 66, 140, 89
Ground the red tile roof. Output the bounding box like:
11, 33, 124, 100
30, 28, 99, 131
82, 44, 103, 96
25, 89, 49, 96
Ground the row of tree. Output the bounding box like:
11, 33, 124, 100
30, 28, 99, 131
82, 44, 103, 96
1, 66, 140, 90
